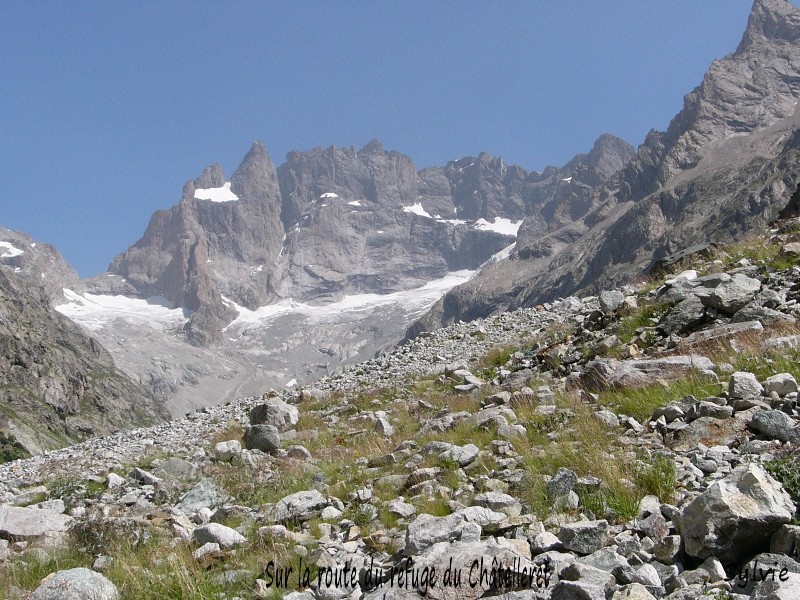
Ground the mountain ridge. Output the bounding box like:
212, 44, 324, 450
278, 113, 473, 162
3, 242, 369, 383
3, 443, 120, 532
408, 0, 800, 338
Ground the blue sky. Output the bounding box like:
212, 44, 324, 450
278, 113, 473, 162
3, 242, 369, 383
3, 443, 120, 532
1, 2, 762, 277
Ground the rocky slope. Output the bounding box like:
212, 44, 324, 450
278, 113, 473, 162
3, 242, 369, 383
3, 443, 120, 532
0, 253, 168, 460
410, 0, 800, 337
4, 219, 800, 599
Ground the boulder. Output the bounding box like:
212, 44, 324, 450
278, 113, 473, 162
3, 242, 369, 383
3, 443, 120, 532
749, 410, 800, 443
582, 356, 715, 391
243, 424, 280, 452
29, 568, 118, 600
0, 505, 73, 541
705, 273, 762, 314
214, 439, 242, 462
249, 399, 299, 431
658, 294, 705, 335
764, 373, 799, 397
271, 490, 329, 523
729, 371, 763, 399
404, 507, 506, 555
599, 290, 625, 313
679, 463, 794, 565
557, 520, 609, 555
175, 478, 228, 514
192, 522, 247, 549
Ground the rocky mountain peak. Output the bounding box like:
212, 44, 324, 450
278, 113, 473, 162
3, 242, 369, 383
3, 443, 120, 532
737, 0, 800, 53
230, 141, 282, 203
194, 163, 225, 189
358, 138, 384, 155
618, 0, 800, 197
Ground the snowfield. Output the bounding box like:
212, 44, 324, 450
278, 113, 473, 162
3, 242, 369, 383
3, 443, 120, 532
222, 270, 476, 333
402, 202, 433, 218
56, 290, 189, 331
473, 217, 523, 236
194, 182, 239, 202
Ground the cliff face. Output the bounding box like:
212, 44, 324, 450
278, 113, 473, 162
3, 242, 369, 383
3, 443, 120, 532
0, 263, 167, 459
409, 0, 800, 337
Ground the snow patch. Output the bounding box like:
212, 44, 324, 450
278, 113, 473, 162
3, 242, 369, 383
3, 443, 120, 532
402, 202, 432, 218
561, 177, 573, 182
0, 241, 24, 258
56, 290, 189, 331
320, 192, 339, 199
194, 182, 238, 202
437, 219, 468, 225
347, 200, 362, 207
473, 218, 523, 236
285, 379, 297, 388
480, 242, 516, 269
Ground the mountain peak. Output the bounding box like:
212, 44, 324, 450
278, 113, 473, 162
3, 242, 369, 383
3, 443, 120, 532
737, 0, 800, 53
359, 139, 385, 155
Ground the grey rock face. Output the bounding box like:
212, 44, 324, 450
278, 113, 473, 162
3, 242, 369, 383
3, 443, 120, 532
29, 568, 118, 600
679, 463, 794, 565
0, 226, 78, 301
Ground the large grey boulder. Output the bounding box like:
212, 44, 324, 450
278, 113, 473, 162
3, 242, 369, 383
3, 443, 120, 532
174, 477, 228, 514
679, 463, 795, 565
243, 424, 280, 452
557, 520, 609, 555
705, 273, 762, 314
408, 537, 537, 600
582, 356, 715, 391
271, 490, 329, 523
749, 409, 800, 444
29, 568, 118, 600
658, 294, 706, 335
764, 373, 799, 397
192, 522, 247, 549
404, 507, 506, 555
0, 505, 73, 540
249, 399, 299, 431
599, 290, 625, 313
729, 371, 763, 399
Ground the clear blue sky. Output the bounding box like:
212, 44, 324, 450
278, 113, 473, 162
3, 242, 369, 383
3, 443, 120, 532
1, 1, 764, 277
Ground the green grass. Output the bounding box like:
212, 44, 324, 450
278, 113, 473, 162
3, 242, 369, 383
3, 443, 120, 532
0, 430, 30, 463
615, 301, 669, 345
731, 346, 800, 383
766, 451, 800, 504
599, 376, 723, 423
